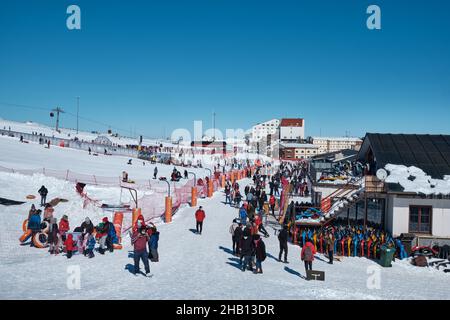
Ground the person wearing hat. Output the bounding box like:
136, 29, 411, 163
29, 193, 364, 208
195, 206, 206, 235
131, 225, 151, 277
80, 217, 94, 234
27, 209, 42, 247
59, 214, 70, 242
97, 217, 110, 254
48, 217, 60, 255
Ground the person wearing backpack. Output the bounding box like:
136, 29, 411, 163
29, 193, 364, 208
301, 238, 316, 272
253, 234, 266, 274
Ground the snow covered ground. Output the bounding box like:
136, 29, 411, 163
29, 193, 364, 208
0, 136, 449, 300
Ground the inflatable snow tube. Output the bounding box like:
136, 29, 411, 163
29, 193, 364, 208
40, 221, 50, 233
26, 195, 36, 200
22, 219, 29, 232
33, 232, 48, 248
19, 230, 32, 243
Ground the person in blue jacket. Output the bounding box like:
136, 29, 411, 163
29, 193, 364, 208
239, 205, 247, 225
395, 239, 408, 260
86, 234, 96, 258
148, 227, 160, 262
27, 209, 42, 247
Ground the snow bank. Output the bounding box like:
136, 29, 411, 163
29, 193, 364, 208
384, 164, 450, 195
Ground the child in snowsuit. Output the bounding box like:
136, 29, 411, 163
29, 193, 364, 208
65, 234, 76, 259
86, 234, 96, 258
27, 210, 42, 247
148, 227, 159, 262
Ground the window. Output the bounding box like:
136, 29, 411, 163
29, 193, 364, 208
409, 206, 432, 234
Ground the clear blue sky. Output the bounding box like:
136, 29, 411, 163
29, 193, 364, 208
0, 0, 449, 139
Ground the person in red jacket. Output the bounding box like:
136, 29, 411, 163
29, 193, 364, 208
59, 215, 70, 241
269, 195, 276, 217
301, 238, 316, 273
64, 233, 76, 259
195, 206, 206, 234
131, 226, 151, 277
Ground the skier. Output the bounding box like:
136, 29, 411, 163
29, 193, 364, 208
153, 167, 158, 179
131, 225, 151, 277
301, 238, 316, 274
148, 226, 160, 262
254, 234, 267, 274
195, 206, 206, 234
38, 185, 48, 207
278, 225, 289, 263
27, 209, 42, 247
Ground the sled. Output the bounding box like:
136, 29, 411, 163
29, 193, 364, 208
40, 221, 50, 234
19, 230, 32, 243
26, 195, 36, 200
33, 232, 48, 248
48, 198, 68, 207
22, 219, 28, 232
0, 197, 26, 206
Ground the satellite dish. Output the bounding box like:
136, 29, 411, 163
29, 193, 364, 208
376, 169, 388, 181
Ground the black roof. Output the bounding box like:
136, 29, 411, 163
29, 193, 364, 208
358, 133, 450, 179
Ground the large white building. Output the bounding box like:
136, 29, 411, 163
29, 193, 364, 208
312, 136, 362, 154
280, 118, 305, 142
251, 119, 280, 141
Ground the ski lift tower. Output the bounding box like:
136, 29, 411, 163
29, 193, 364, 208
51, 107, 65, 133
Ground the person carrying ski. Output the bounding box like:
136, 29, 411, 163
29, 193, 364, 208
301, 238, 316, 273
253, 234, 267, 274
38, 185, 48, 207
195, 206, 206, 235
27, 209, 42, 247
131, 226, 151, 277
278, 225, 289, 263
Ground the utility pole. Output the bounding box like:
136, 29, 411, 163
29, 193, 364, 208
52, 107, 65, 132
212, 110, 216, 141
76, 96, 80, 134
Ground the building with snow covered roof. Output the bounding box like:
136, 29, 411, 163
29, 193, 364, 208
279, 142, 319, 160
353, 133, 450, 242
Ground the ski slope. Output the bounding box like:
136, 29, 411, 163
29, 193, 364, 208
0, 136, 449, 299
